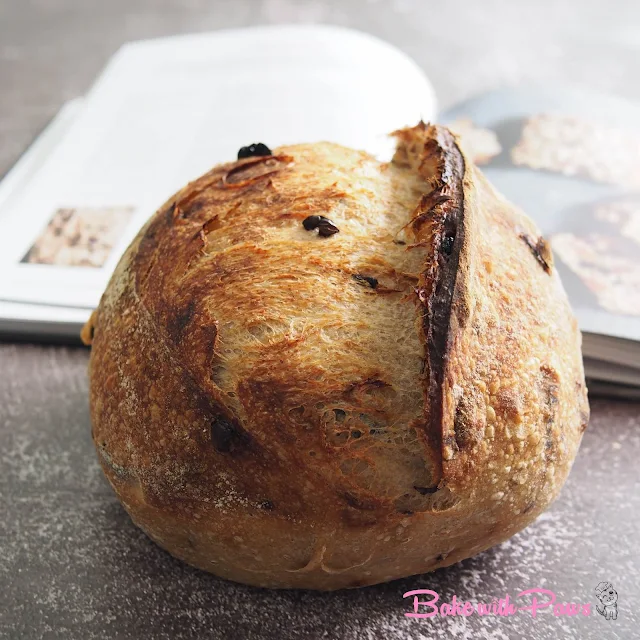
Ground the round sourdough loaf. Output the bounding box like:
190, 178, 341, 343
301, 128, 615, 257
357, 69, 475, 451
83, 123, 589, 590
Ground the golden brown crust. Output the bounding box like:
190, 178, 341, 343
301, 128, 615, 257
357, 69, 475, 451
86, 124, 588, 590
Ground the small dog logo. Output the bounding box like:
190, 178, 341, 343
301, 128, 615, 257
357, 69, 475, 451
595, 582, 618, 620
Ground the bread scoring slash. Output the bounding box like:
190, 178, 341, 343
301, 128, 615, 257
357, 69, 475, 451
83, 123, 589, 590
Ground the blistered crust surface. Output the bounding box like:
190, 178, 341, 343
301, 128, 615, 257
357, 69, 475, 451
87, 125, 588, 590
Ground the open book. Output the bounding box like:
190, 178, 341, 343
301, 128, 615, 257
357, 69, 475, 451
1, 25, 639, 393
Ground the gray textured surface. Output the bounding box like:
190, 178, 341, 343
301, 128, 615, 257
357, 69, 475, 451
2, 1, 640, 638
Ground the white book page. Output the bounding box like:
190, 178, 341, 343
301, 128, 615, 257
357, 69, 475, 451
0, 25, 436, 311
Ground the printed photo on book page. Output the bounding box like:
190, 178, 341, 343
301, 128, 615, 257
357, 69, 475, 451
441, 86, 640, 349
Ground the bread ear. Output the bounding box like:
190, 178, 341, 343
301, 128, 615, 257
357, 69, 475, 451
391, 123, 466, 488
394, 124, 588, 509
